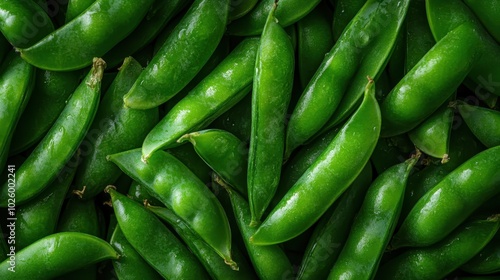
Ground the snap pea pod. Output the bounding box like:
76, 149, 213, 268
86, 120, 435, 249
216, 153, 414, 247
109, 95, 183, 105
376, 216, 500, 280
226, 0, 322, 36
107, 148, 236, 268
251, 79, 380, 245
229, 0, 258, 21
0, 0, 54, 48
457, 101, 500, 148
141, 38, 259, 159
393, 145, 500, 249
461, 231, 500, 275
106, 187, 210, 279
73, 57, 158, 200
463, 0, 500, 44
19, 0, 154, 71
123, 0, 229, 109
0, 51, 34, 172
0, 58, 105, 207
65, 0, 94, 22
327, 155, 418, 280
0, 232, 118, 280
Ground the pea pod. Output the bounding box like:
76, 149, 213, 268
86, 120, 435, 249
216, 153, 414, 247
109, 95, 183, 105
106, 187, 209, 279
141, 38, 259, 159
0, 58, 104, 207
19, 0, 154, 71
123, 0, 229, 109
0, 232, 118, 280
107, 148, 236, 267
461, 231, 500, 275
251, 79, 380, 245
393, 145, 500, 249
65, 0, 94, 22
463, 0, 500, 44
376, 215, 500, 280
327, 155, 419, 280
457, 101, 500, 148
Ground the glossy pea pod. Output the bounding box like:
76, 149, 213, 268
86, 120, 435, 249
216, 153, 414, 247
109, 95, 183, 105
461, 231, 500, 275
106, 187, 210, 279
107, 148, 236, 268
463, 0, 500, 44
0, 51, 34, 172
141, 38, 259, 159
0, 232, 118, 280
457, 101, 500, 148
147, 205, 258, 279
376, 215, 500, 280
0, 58, 105, 207
297, 163, 372, 280
72, 57, 159, 200
247, 3, 295, 226
178, 129, 248, 197
379, 22, 481, 137
226, 0, 322, 36
228, 0, 258, 21
327, 155, 419, 280
123, 0, 229, 109
392, 145, 500, 249
250, 79, 381, 245
285, 0, 409, 157
65, 0, 95, 22
331, 0, 366, 41
19, 0, 154, 71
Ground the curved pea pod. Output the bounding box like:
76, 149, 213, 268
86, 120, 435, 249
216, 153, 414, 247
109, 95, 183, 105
106, 187, 209, 280
463, 0, 500, 44
73, 57, 158, 200
297, 2, 334, 89
0, 232, 118, 280
107, 148, 236, 268
123, 0, 229, 109
19, 0, 154, 71
0, 58, 105, 207
380, 22, 480, 137
426, 0, 500, 97
327, 155, 419, 280
179, 129, 248, 197
461, 231, 500, 275
0, 0, 54, 48
141, 38, 259, 159
229, 0, 258, 21
392, 145, 500, 249
408, 105, 453, 161
285, 0, 409, 157
332, 0, 366, 41
376, 215, 500, 280
227, 0, 321, 36
210, 93, 253, 142
10, 69, 82, 155
65, 0, 94, 22
297, 163, 372, 280
457, 101, 500, 148
0, 52, 34, 172
250, 79, 381, 245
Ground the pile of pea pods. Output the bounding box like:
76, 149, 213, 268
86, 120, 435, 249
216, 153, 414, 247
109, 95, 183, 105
0, 0, 500, 279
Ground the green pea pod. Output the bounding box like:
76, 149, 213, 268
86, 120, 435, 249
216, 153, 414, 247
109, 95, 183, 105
65, 0, 94, 22
393, 145, 500, 249
376, 215, 500, 280
457, 101, 500, 148
167, 144, 212, 184
285, 0, 409, 157
73, 57, 158, 200
179, 129, 248, 197
0, 58, 104, 207
110, 225, 163, 280
331, 0, 366, 41
463, 0, 500, 44
123, 0, 229, 109
19, 0, 154, 71
107, 148, 236, 267
0, 0, 54, 48
10, 69, 82, 155
147, 205, 258, 277
210, 93, 253, 142
405, 0, 435, 73
379, 22, 480, 137
297, 163, 372, 280
0, 232, 118, 280
327, 155, 419, 280
461, 230, 500, 275
297, 2, 334, 89
251, 79, 381, 245
226, 0, 322, 36
107, 187, 210, 279
0, 52, 34, 172
247, 3, 294, 225
408, 105, 454, 160
141, 38, 259, 159
426, 0, 500, 97
229, 0, 258, 21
